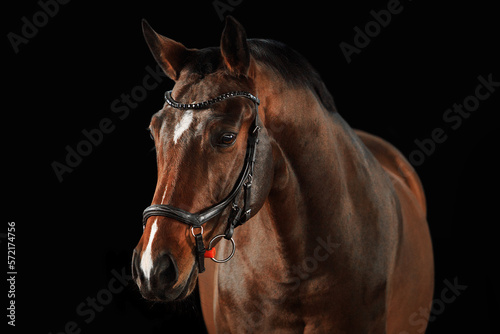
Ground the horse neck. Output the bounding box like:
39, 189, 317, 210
253, 67, 389, 264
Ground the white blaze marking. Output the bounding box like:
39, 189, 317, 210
161, 185, 168, 204
173, 110, 194, 144
141, 220, 158, 281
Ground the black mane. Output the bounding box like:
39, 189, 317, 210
187, 39, 336, 112
248, 39, 336, 112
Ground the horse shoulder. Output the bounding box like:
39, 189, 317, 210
354, 129, 426, 215
355, 130, 434, 333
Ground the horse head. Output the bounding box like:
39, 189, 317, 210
132, 16, 274, 302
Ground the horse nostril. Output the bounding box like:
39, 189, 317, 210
153, 252, 178, 288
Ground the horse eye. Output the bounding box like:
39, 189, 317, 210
148, 129, 154, 141
218, 133, 237, 147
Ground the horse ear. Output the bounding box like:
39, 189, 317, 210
220, 16, 250, 76
141, 19, 190, 81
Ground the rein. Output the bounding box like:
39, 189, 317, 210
142, 90, 261, 273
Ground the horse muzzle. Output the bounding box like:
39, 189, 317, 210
132, 249, 192, 301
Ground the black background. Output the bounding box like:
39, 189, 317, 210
4, 0, 499, 333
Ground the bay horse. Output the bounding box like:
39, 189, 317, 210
132, 16, 434, 333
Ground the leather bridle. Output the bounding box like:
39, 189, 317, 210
142, 90, 261, 273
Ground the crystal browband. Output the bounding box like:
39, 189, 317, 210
164, 90, 260, 110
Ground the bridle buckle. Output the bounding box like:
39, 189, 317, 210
244, 174, 253, 188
